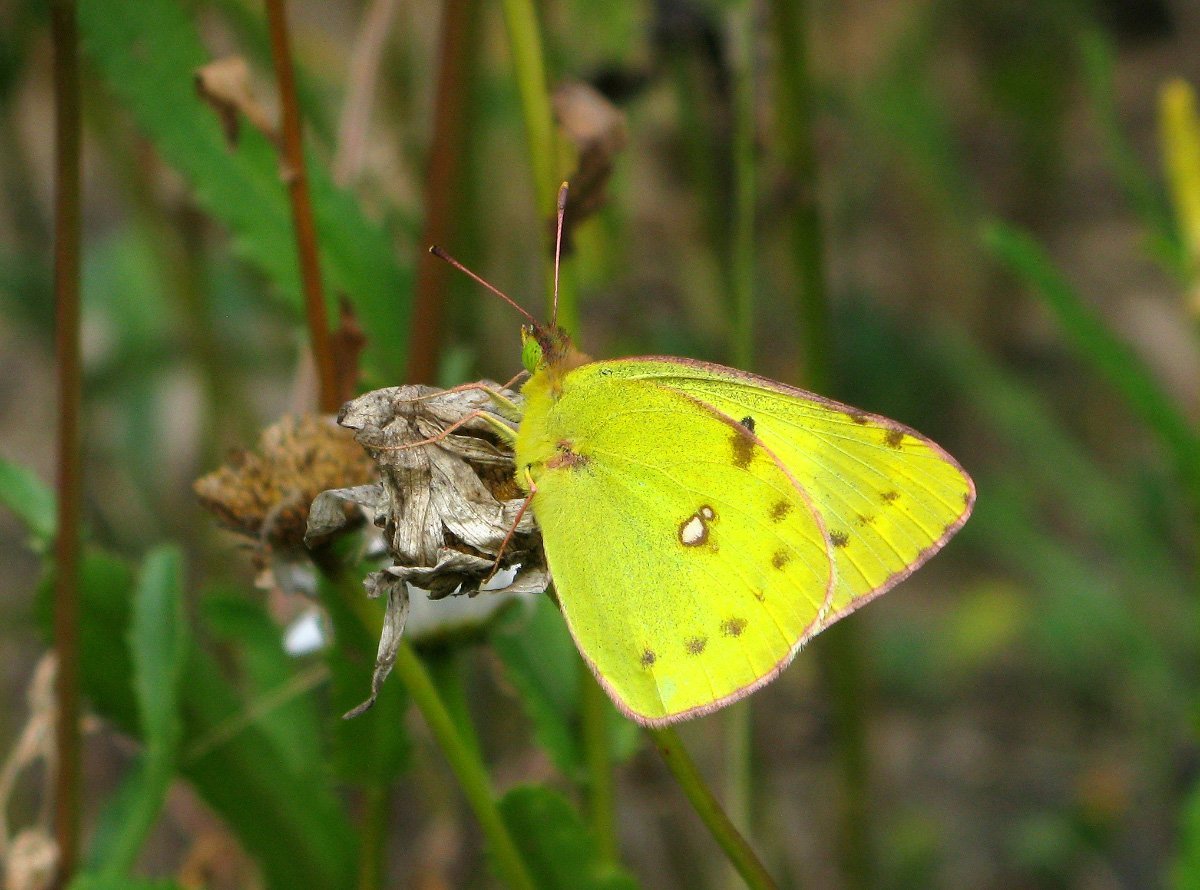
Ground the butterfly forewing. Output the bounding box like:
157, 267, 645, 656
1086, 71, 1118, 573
520, 371, 835, 725
591, 358, 976, 620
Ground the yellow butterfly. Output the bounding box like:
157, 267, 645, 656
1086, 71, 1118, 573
438, 189, 974, 727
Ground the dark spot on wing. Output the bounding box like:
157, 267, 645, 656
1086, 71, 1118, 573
771, 549, 791, 570
883, 427, 905, 449
721, 617, 747, 637
685, 636, 707, 655
856, 514, 876, 527
962, 491, 972, 505
848, 411, 869, 425
770, 500, 792, 522
730, 420, 756, 469
830, 530, 849, 548
881, 490, 899, 503
740, 415, 756, 433
546, 440, 588, 470
753, 589, 765, 602
640, 649, 657, 668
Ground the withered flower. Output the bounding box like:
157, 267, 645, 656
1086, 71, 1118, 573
194, 413, 376, 569
307, 383, 548, 716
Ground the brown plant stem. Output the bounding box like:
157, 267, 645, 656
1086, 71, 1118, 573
265, 0, 338, 412
50, 1, 82, 885
408, 0, 480, 384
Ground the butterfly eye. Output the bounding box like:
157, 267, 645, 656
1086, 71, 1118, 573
521, 331, 544, 373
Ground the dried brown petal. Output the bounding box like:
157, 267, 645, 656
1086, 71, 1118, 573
552, 81, 628, 249
195, 414, 376, 558
195, 56, 278, 148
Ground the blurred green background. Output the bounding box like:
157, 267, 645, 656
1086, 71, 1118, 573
3, 0, 1200, 887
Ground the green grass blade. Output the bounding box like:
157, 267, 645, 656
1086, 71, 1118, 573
983, 221, 1200, 505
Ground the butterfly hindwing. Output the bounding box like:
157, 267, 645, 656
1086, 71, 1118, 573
519, 369, 835, 725
590, 358, 976, 620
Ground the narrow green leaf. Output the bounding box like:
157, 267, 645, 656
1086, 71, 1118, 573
130, 548, 187, 752
490, 598, 582, 775
982, 220, 1200, 505
201, 589, 323, 778
36, 547, 357, 890
490, 598, 639, 781
1079, 30, 1184, 273
499, 785, 640, 890
179, 648, 357, 890
92, 547, 188, 877
77, 0, 412, 381
0, 456, 55, 547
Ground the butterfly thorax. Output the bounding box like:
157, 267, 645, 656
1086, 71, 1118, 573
514, 326, 592, 494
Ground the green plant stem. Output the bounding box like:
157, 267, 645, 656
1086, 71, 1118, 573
328, 571, 537, 890
265, 0, 338, 412
50, 2, 82, 885
392, 642, 536, 890
726, 5, 757, 873
983, 222, 1200, 513
409, 0, 480, 384
580, 668, 616, 860
730, 4, 756, 373
498, 0, 555, 215
648, 727, 779, 890
497, 0, 577, 328
356, 783, 391, 890
772, 3, 871, 887
771, 0, 829, 394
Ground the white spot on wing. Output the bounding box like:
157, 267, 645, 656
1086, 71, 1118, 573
680, 515, 705, 546
678, 505, 716, 547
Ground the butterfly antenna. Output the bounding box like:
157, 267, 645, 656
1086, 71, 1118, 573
551, 181, 568, 328
428, 245, 537, 325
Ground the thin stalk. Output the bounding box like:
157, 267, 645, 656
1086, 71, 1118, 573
328, 571, 537, 890
265, 0, 338, 413
392, 642, 536, 890
726, 4, 757, 874
771, 2, 871, 887
50, 1, 82, 885
497, 0, 577, 329
409, 0, 480, 384
498, 0, 556, 214
647, 727, 779, 890
730, 4, 757, 372
356, 783, 391, 890
426, 647, 484, 763
580, 669, 616, 860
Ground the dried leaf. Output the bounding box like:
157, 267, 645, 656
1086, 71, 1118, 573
194, 56, 278, 148
552, 81, 628, 249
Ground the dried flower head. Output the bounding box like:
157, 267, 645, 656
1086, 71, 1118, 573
194, 413, 376, 560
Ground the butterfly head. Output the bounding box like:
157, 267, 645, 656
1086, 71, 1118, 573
521, 322, 582, 374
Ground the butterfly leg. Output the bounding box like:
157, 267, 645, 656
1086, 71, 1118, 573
370, 408, 518, 452
396, 376, 526, 421
480, 466, 538, 588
